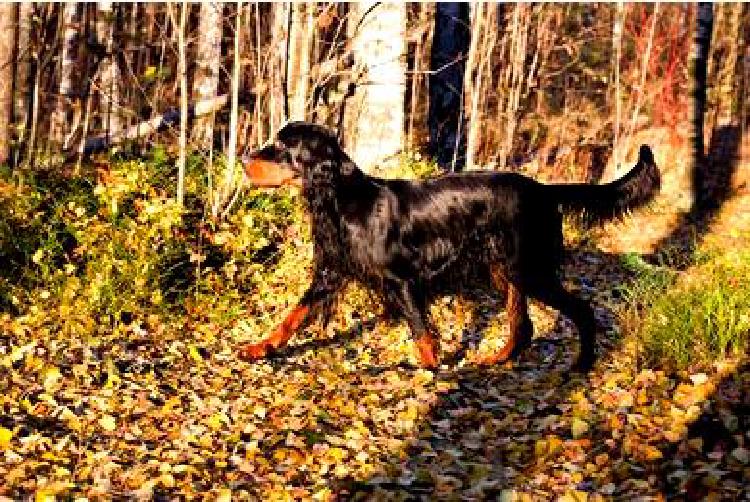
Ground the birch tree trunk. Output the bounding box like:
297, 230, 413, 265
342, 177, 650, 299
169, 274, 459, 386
192, 2, 223, 149
14, 3, 34, 165
346, 2, 407, 171
286, 2, 314, 121
169, 1, 189, 207
0, 3, 15, 165
53, 3, 81, 148
97, 2, 122, 141
690, 2, 714, 206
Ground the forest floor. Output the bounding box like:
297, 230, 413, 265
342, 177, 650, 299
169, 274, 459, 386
1, 147, 749, 500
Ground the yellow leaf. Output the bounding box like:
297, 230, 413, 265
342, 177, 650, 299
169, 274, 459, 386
206, 412, 229, 431
188, 345, 203, 364
312, 487, 332, 501
99, 415, 117, 432
0, 426, 12, 449
216, 488, 232, 502
253, 406, 266, 419
35, 489, 57, 502
43, 367, 62, 391
641, 444, 663, 461
571, 418, 589, 439
663, 429, 682, 442
559, 489, 588, 502
143, 66, 157, 79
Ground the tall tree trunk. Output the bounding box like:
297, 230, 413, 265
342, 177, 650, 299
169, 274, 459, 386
464, 3, 497, 169
218, 3, 242, 219
406, 4, 435, 151
500, 4, 531, 170
97, 2, 122, 141
267, 2, 289, 137
690, 2, 714, 206
346, 2, 407, 171
286, 2, 314, 121
14, 3, 34, 166
53, 3, 81, 148
192, 2, 223, 149
611, 2, 624, 170
168, 1, 188, 206
428, 3, 470, 171
0, 3, 15, 165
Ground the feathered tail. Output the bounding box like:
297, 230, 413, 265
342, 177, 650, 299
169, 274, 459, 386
547, 145, 660, 220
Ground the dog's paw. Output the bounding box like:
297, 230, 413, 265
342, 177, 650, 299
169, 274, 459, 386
237, 342, 268, 361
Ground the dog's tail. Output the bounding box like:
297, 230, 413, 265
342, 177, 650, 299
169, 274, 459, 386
547, 144, 660, 220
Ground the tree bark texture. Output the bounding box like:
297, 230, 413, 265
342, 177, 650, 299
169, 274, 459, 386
0, 3, 15, 165
345, 2, 407, 171
428, 3, 470, 171
96, 2, 122, 141
192, 2, 223, 149
690, 2, 714, 205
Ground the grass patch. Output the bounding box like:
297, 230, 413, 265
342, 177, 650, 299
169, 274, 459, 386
621, 248, 750, 370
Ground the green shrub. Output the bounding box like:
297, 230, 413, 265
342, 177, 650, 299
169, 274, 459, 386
0, 147, 305, 337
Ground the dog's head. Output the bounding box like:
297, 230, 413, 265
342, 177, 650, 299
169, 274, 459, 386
244, 122, 358, 188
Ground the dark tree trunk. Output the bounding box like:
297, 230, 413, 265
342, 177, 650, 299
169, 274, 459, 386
428, 2, 470, 172
691, 2, 713, 205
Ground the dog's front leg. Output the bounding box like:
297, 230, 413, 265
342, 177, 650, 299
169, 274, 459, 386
238, 303, 312, 361
238, 270, 340, 361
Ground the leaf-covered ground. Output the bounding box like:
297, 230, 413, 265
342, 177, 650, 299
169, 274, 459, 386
1, 153, 749, 500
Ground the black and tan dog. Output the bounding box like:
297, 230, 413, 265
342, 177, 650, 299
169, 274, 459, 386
239, 122, 660, 371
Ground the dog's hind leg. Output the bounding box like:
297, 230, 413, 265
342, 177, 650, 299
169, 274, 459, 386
386, 280, 440, 368
529, 280, 596, 372
477, 273, 533, 366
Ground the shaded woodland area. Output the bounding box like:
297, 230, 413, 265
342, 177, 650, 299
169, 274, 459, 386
0, 3, 745, 180
1, 2, 750, 500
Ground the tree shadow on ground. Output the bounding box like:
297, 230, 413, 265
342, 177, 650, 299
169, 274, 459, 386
646, 125, 742, 268
332, 126, 746, 498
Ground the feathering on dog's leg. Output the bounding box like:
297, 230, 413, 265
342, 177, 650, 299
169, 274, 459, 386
477, 280, 532, 366
238, 304, 310, 361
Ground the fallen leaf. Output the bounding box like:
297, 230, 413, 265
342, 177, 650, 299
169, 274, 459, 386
689, 373, 708, 385
99, 415, 117, 432
0, 427, 12, 449
571, 418, 589, 439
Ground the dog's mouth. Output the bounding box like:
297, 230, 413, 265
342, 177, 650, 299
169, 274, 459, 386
244, 157, 302, 188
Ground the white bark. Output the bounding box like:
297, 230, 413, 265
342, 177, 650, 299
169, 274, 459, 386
286, 2, 314, 121
53, 3, 80, 146
193, 2, 223, 149
15, 3, 33, 155
97, 2, 122, 139
346, 2, 407, 171
0, 3, 15, 164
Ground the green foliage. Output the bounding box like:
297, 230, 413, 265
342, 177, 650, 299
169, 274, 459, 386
621, 248, 750, 370
376, 152, 441, 180
0, 148, 305, 337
